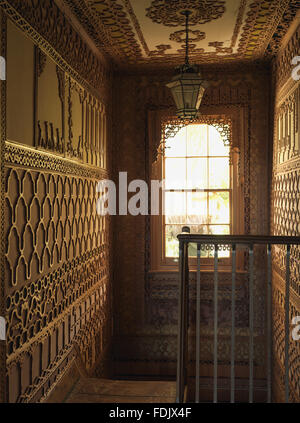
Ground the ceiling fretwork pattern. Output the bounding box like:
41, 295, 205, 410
62, 0, 299, 69
145, 0, 226, 26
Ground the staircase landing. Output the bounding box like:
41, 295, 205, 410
64, 378, 177, 403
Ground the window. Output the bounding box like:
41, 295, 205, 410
150, 121, 242, 271
164, 123, 231, 259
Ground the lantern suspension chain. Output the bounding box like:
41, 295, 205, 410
166, 9, 208, 120
183, 10, 191, 66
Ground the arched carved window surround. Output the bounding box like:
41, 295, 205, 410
147, 106, 244, 177
161, 114, 232, 148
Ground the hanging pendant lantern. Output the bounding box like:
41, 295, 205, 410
166, 10, 208, 120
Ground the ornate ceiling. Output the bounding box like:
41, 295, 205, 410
62, 0, 300, 69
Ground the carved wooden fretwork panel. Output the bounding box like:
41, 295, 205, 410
272, 273, 300, 403
159, 114, 232, 158
143, 271, 266, 366
272, 23, 300, 401
35, 48, 107, 167
4, 143, 111, 402
275, 85, 300, 166
5, 169, 108, 291
272, 157, 300, 404
271, 180, 300, 403
273, 171, 300, 238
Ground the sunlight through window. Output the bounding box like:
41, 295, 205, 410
163, 124, 231, 259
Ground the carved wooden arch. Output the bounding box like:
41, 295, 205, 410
161, 114, 232, 152
148, 108, 239, 164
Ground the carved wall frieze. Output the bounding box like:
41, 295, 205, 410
5, 142, 108, 180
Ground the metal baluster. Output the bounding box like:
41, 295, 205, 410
184, 242, 189, 402
267, 244, 272, 403
249, 244, 254, 403
213, 244, 218, 403
231, 244, 236, 403
176, 240, 184, 403
195, 243, 201, 403
285, 244, 290, 403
